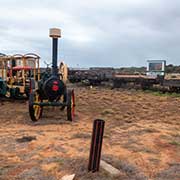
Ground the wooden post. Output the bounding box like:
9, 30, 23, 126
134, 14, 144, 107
88, 119, 105, 172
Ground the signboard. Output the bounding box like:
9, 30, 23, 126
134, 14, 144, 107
147, 60, 166, 77
149, 63, 163, 71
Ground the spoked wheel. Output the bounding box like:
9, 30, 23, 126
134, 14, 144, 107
29, 92, 43, 121
60, 88, 67, 111
67, 89, 75, 121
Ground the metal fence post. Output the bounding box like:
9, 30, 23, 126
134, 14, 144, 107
88, 119, 105, 172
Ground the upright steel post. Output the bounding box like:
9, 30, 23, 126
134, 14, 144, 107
88, 119, 105, 172
49, 28, 61, 76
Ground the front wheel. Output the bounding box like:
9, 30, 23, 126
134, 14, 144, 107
67, 89, 75, 121
29, 92, 43, 121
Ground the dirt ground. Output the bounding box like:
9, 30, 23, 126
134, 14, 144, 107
0, 86, 180, 180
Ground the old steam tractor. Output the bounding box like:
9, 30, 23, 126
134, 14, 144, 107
29, 28, 75, 121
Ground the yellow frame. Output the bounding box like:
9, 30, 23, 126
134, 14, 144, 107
0, 53, 40, 93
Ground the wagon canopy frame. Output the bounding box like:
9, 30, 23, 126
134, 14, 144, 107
0, 53, 40, 81
0, 53, 41, 97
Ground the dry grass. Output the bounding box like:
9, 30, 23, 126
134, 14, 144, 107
0, 86, 180, 179
102, 155, 148, 180
71, 132, 91, 139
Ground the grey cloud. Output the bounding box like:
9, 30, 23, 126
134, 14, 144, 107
0, 0, 180, 67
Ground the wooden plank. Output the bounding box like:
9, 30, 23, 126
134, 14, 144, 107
100, 160, 123, 176
61, 174, 75, 180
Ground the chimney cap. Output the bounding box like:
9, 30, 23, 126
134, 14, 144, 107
49, 28, 61, 38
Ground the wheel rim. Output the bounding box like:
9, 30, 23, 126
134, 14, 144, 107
71, 90, 75, 119
33, 93, 41, 120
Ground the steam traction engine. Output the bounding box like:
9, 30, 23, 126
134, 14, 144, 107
29, 28, 75, 121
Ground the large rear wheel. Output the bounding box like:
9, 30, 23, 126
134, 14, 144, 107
67, 89, 75, 121
29, 92, 43, 121
60, 88, 67, 111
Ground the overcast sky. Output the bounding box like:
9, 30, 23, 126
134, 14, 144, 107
0, 0, 180, 67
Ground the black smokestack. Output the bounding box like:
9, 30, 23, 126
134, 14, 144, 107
49, 28, 61, 76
